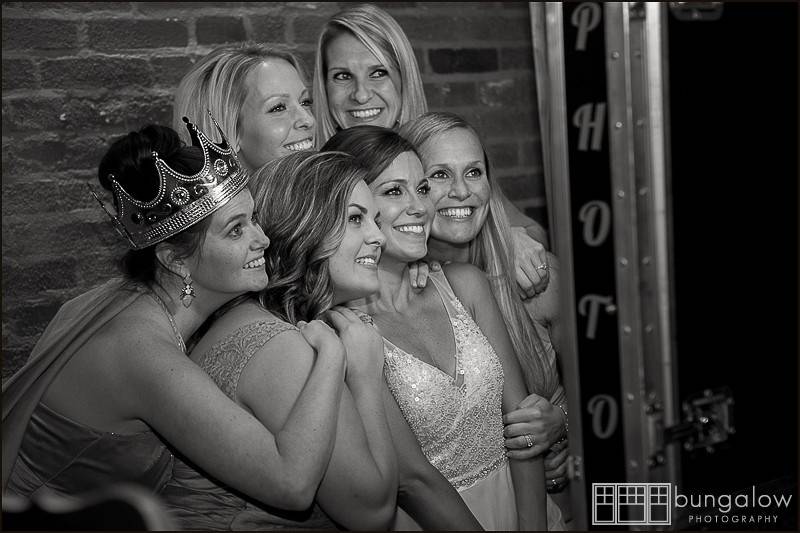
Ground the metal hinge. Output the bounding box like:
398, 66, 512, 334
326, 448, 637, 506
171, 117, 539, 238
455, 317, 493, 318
629, 2, 646, 20
669, 2, 724, 22
647, 387, 735, 468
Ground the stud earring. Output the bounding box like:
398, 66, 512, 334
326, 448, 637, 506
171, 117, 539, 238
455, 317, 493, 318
180, 273, 195, 308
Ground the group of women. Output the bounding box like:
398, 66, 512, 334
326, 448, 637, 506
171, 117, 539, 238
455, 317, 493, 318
3, 3, 570, 531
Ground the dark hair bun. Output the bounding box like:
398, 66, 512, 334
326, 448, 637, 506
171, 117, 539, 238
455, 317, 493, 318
98, 124, 203, 202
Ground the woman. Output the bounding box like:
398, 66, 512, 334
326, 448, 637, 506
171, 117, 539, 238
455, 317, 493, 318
2, 119, 347, 512
161, 151, 483, 530
322, 126, 562, 530
173, 42, 315, 170
312, 3, 552, 298
400, 111, 571, 501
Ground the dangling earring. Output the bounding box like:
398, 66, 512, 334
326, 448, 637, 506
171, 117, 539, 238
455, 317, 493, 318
180, 273, 195, 308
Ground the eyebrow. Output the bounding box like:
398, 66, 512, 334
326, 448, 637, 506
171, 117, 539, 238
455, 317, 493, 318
263, 93, 290, 101
219, 212, 249, 231
329, 63, 386, 71
430, 160, 484, 167
349, 202, 368, 213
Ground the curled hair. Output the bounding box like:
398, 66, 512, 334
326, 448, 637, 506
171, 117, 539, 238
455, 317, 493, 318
173, 42, 308, 154
313, 3, 427, 143
250, 151, 369, 324
320, 125, 419, 184
400, 112, 558, 399
98, 124, 210, 285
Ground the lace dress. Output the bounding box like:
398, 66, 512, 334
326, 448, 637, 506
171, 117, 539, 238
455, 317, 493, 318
159, 320, 335, 530
382, 270, 563, 531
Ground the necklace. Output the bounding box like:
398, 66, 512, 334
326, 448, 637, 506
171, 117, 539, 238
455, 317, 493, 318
149, 290, 187, 354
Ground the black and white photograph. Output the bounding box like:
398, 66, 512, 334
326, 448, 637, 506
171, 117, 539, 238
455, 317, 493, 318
2, 1, 797, 530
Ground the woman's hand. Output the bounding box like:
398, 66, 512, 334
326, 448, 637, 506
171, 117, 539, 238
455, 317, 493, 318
325, 306, 384, 379
407, 260, 442, 290
544, 440, 569, 492
297, 319, 346, 371
511, 226, 549, 299
503, 392, 566, 459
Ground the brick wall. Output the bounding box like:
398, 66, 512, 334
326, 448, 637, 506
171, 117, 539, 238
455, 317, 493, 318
1, 1, 545, 378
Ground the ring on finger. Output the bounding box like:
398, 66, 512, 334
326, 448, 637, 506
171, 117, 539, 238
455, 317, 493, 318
524, 434, 534, 448
536, 263, 549, 271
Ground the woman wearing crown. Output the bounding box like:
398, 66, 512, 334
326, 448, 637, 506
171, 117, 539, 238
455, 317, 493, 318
2, 117, 354, 514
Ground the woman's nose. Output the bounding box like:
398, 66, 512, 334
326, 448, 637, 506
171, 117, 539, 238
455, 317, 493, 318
294, 106, 314, 131
351, 78, 371, 104
367, 221, 386, 247
406, 195, 428, 217
252, 224, 270, 250
447, 176, 471, 200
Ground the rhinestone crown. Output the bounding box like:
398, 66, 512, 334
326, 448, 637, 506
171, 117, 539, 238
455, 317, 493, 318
91, 112, 248, 250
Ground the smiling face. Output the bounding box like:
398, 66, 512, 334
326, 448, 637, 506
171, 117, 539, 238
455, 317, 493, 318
329, 180, 386, 304
324, 31, 402, 130
421, 128, 491, 245
237, 58, 315, 169
185, 189, 271, 298
368, 151, 432, 263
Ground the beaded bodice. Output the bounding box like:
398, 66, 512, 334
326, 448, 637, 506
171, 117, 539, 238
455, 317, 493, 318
382, 271, 507, 490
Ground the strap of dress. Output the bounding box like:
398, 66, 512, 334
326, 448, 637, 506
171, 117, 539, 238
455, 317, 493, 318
426, 269, 461, 320
198, 320, 297, 399
148, 291, 186, 354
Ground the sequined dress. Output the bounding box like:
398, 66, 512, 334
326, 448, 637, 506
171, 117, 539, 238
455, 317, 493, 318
159, 319, 335, 530
379, 270, 514, 529
382, 270, 563, 531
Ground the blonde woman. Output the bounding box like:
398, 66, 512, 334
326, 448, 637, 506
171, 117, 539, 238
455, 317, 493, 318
400, 112, 571, 507
173, 42, 315, 170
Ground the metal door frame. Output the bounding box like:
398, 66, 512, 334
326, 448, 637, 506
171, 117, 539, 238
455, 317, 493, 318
535, 2, 679, 528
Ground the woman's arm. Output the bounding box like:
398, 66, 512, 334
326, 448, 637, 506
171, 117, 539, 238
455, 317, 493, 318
523, 252, 563, 354
118, 319, 346, 511
498, 190, 552, 299
383, 384, 484, 530
499, 190, 550, 249
446, 263, 548, 530
235, 318, 396, 530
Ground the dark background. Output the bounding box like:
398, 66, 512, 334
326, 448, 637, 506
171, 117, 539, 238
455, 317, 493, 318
668, 2, 797, 528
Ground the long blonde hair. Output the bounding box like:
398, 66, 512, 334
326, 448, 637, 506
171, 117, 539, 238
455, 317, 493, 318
173, 42, 308, 149
313, 3, 427, 143
401, 112, 558, 399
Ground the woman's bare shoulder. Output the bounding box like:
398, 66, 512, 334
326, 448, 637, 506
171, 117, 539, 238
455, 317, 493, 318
442, 262, 492, 302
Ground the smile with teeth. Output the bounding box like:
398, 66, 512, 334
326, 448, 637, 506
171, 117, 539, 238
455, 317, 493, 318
243, 256, 265, 269
355, 255, 378, 267
439, 207, 474, 219
284, 138, 313, 151
395, 224, 425, 235
349, 108, 382, 119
